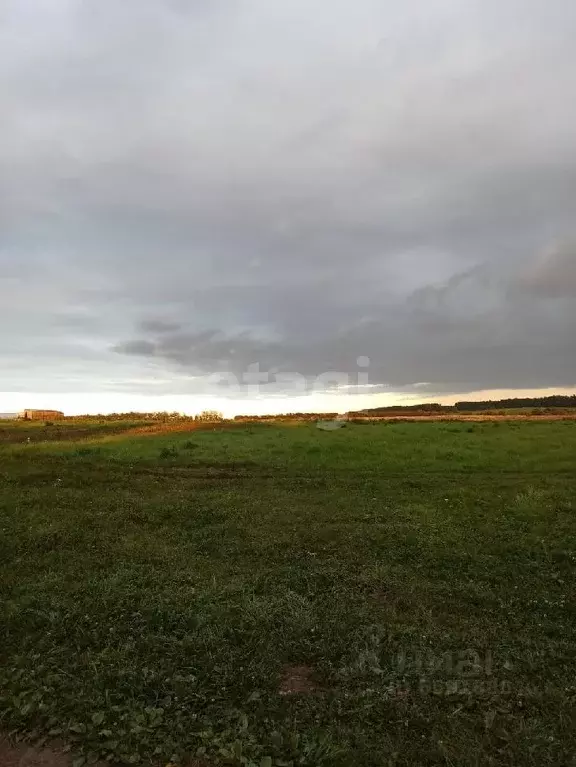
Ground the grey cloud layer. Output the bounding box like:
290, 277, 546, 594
2, 0, 576, 400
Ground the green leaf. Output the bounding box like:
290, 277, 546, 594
484, 710, 496, 730
261, 757, 273, 767
248, 691, 261, 702
91, 711, 105, 726
103, 740, 119, 751
72, 758, 86, 767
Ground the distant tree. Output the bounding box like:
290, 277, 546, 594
455, 395, 576, 411
195, 410, 224, 422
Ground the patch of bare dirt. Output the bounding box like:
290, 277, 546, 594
0, 739, 95, 767
122, 421, 236, 437
0, 740, 207, 767
279, 665, 319, 696
0, 425, 135, 445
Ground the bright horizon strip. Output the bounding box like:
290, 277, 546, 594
2, 387, 576, 418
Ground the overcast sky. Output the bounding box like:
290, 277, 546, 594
2, 0, 576, 415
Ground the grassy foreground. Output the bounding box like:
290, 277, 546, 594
0, 419, 575, 766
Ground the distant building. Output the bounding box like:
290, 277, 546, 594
18, 409, 65, 421
0, 413, 17, 420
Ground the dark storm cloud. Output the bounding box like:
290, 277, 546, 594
2, 0, 576, 403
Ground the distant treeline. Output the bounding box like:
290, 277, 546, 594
355, 403, 450, 415
67, 410, 224, 423
358, 395, 576, 416
233, 413, 339, 422
455, 395, 576, 411
67, 411, 338, 423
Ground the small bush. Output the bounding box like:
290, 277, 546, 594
73, 447, 100, 458
182, 440, 197, 450
159, 446, 179, 459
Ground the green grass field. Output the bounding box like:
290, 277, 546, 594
1, 419, 575, 766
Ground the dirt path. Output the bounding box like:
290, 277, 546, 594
0, 739, 205, 767
0, 740, 82, 767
